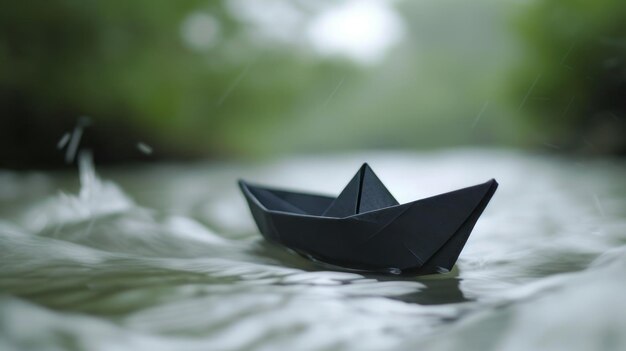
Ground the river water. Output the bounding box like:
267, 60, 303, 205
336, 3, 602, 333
1, 149, 625, 351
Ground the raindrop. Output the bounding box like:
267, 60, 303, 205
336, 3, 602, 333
437, 267, 450, 274
137, 142, 153, 155
65, 116, 91, 164
387, 267, 402, 275
517, 73, 542, 112
471, 100, 489, 130
56, 132, 70, 149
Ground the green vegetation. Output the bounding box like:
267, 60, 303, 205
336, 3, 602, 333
0, 0, 623, 169
510, 0, 626, 154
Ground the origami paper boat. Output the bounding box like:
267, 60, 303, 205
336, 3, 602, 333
239, 164, 498, 275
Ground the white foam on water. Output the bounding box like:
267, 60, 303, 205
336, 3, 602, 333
1, 150, 625, 350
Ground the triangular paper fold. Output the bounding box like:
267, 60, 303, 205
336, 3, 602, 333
323, 163, 398, 217
239, 163, 498, 275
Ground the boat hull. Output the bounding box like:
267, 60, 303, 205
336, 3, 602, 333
239, 179, 498, 275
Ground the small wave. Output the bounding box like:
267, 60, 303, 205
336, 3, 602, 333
1, 150, 625, 350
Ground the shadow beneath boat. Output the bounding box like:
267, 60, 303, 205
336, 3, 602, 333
250, 240, 323, 271
250, 241, 470, 305
392, 277, 469, 305
357, 265, 470, 305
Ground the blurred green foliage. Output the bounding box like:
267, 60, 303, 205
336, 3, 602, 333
0, 0, 358, 167
0, 0, 624, 169
511, 0, 625, 154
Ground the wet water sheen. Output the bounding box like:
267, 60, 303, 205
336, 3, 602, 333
1, 150, 625, 351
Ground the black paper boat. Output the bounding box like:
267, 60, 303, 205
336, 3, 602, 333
239, 164, 498, 275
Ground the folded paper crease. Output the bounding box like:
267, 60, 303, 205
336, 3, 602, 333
239, 163, 498, 275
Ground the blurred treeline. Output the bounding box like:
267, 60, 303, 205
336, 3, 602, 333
0, 0, 624, 169
512, 0, 625, 155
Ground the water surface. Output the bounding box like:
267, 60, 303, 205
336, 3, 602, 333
1, 150, 625, 350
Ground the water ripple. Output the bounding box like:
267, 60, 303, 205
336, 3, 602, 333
1, 150, 625, 350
